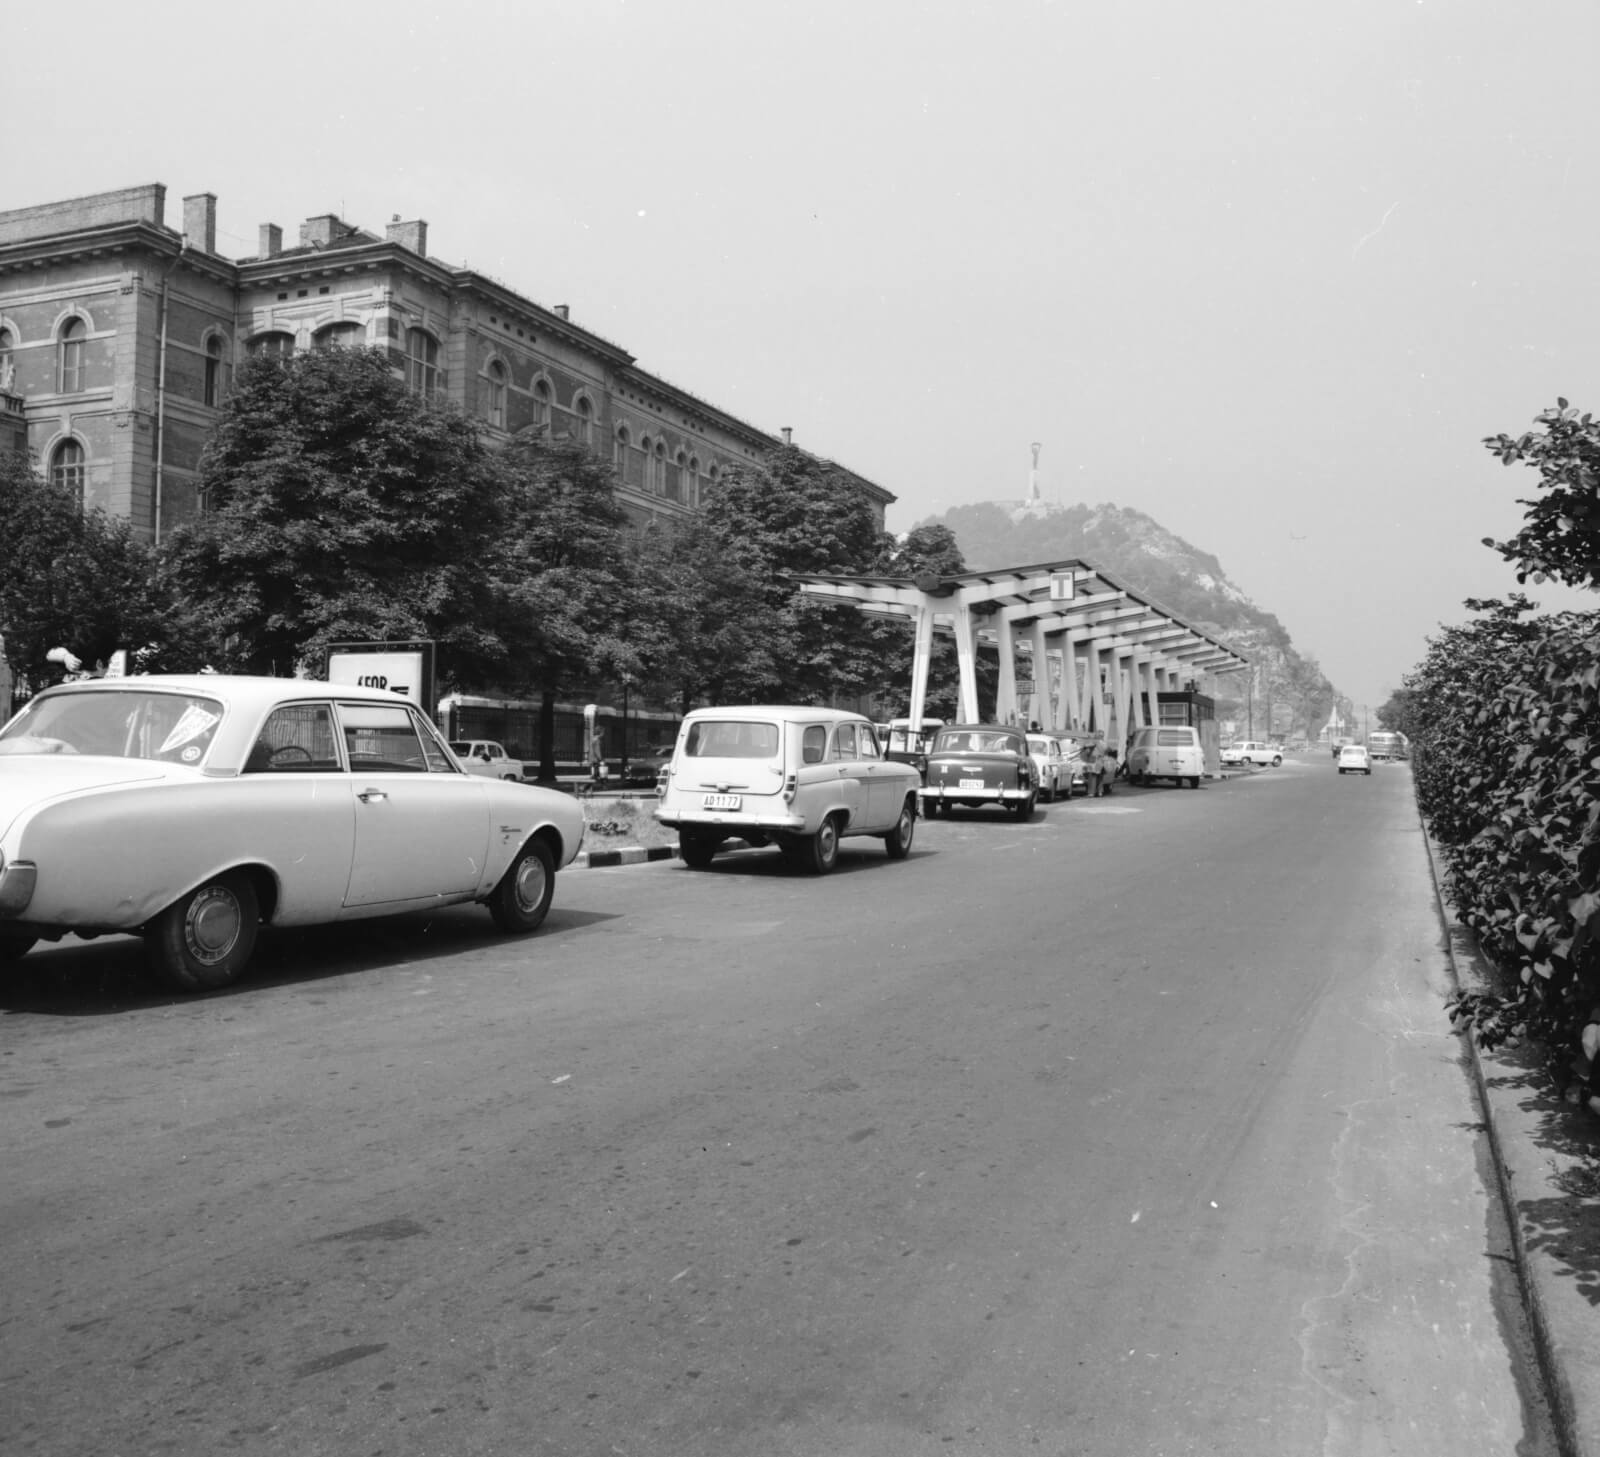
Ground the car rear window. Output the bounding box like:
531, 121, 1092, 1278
684, 720, 781, 759
1157, 729, 1195, 747
935, 730, 1023, 754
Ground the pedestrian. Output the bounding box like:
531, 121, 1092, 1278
1085, 735, 1107, 797
1101, 746, 1118, 794
587, 723, 607, 789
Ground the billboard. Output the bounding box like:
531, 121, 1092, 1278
325, 640, 437, 718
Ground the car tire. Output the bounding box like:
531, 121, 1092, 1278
147, 871, 260, 993
679, 829, 721, 869
884, 797, 916, 860
1187, 776, 1200, 789
488, 837, 555, 933
0, 933, 36, 963
1012, 791, 1037, 820
1271, 756, 1282, 767
800, 815, 841, 874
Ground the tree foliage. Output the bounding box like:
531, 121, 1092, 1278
1407, 593, 1600, 1076
697, 446, 897, 705
0, 451, 165, 689
1484, 398, 1600, 590
161, 347, 514, 682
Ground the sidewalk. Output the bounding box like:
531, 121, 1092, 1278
1425, 825, 1600, 1454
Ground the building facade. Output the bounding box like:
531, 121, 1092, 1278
0, 184, 892, 541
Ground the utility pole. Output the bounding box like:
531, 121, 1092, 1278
1029, 442, 1042, 501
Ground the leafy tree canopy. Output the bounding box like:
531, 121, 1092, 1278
1484, 399, 1600, 590
161, 347, 513, 683
0, 451, 164, 688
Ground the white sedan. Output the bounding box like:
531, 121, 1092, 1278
1337, 744, 1373, 775
0, 676, 586, 992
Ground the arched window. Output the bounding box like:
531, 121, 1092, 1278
653, 440, 667, 496
313, 322, 364, 351
247, 331, 294, 358
483, 360, 507, 429
405, 328, 439, 397
203, 335, 230, 407
573, 394, 593, 446
670, 449, 687, 503
58, 317, 87, 393
51, 439, 85, 501
0, 325, 14, 390
532, 377, 551, 426
687, 455, 701, 508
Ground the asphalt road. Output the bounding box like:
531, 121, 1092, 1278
0, 756, 1558, 1456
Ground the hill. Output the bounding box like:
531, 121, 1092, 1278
916, 499, 1341, 739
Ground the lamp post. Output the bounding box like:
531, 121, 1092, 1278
620, 671, 633, 784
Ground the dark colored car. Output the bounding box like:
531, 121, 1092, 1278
916, 723, 1037, 819
624, 742, 677, 789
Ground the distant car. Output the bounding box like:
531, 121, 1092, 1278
1053, 734, 1091, 797
1337, 744, 1372, 775
1231, 740, 1283, 768
625, 742, 678, 789
448, 739, 524, 780
654, 706, 920, 873
1025, 734, 1069, 802
918, 724, 1037, 818
882, 717, 944, 781
0, 676, 586, 991
1220, 743, 1246, 767
1126, 725, 1204, 788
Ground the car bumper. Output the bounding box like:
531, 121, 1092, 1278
917, 785, 1029, 803
656, 808, 806, 834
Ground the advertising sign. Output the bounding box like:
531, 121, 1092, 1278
325, 640, 437, 718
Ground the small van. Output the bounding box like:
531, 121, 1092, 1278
1125, 725, 1204, 789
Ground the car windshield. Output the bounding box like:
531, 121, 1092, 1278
683, 719, 781, 759
0, 688, 225, 764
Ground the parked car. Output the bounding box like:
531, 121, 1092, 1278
1337, 744, 1373, 775
918, 724, 1037, 818
654, 706, 920, 873
882, 717, 945, 781
448, 739, 525, 780
625, 742, 678, 789
1232, 740, 1282, 767
1053, 733, 1091, 797
1025, 733, 1070, 802
0, 676, 586, 992
1219, 742, 1246, 767
1126, 725, 1204, 788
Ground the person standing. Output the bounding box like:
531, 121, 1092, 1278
1084, 735, 1107, 798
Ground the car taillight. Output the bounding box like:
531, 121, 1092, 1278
783, 772, 798, 803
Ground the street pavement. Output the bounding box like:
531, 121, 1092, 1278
0, 753, 1585, 1455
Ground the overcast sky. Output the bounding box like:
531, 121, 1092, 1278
13, 0, 1599, 710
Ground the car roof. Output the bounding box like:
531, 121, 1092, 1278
29, 673, 407, 710
682, 705, 868, 724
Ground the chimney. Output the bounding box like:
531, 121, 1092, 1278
258, 223, 282, 258
554, 304, 569, 320
781, 426, 793, 446
182, 193, 217, 254
386, 217, 428, 257
300, 213, 347, 248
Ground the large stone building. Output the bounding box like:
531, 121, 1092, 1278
0, 183, 891, 540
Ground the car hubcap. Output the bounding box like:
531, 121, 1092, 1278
514, 855, 547, 913
820, 823, 837, 858
185, 885, 241, 965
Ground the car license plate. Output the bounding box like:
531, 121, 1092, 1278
959, 778, 985, 789
702, 793, 741, 811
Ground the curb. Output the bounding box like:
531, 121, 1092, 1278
573, 844, 679, 869
1421, 816, 1600, 1455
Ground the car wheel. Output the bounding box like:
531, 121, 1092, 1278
1012, 791, 1037, 820
1187, 776, 1200, 789
884, 797, 916, 860
0, 933, 36, 963
1271, 756, 1282, 767
799, 815, 841, 874
147, 871, 260, 993
488, 837, 555, 933
679, 829, 721, 869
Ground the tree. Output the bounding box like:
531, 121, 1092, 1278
161, 347, 514, 683
0, 451, 164, 690
496, 432, 633, 779
699, 446, 896, 705
1484, 399, 1600, 590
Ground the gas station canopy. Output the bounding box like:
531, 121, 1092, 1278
790, 558, 1251, 738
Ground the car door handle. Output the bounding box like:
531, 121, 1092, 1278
357, 788, 388, 803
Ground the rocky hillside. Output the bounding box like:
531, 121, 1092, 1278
919, 499, 1340, 736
